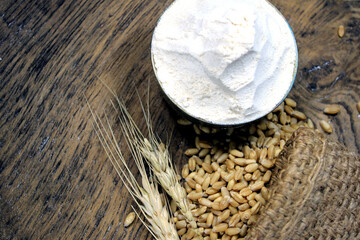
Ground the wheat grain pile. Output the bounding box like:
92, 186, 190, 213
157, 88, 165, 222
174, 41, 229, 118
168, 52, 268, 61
173, 98, 313, 240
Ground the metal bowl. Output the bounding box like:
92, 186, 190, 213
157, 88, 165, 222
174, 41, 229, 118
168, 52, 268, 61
151, 0, 298, 128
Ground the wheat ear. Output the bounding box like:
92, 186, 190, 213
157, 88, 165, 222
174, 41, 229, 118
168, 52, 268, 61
86, 99, 178, 240
105, 89, 198, 231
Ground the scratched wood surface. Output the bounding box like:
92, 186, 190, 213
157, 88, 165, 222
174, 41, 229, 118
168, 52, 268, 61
0, 0, 359, 239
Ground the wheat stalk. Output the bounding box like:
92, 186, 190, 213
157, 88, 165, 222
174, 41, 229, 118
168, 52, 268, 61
86, 98, 178, 240
105, 88, 198, 232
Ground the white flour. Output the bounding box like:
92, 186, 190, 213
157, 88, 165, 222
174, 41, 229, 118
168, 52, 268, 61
151, 0, 297, 125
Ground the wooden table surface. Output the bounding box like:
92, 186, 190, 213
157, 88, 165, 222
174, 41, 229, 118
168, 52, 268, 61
0, 0, 359, 239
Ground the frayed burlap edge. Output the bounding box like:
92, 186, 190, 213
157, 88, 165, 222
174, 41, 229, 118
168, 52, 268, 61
246, 127, 360, 240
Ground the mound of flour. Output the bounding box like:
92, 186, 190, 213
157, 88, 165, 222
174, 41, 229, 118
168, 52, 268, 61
152, 0, 297, 125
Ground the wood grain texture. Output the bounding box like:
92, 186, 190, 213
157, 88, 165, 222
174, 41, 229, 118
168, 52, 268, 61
0, 0, 359, 239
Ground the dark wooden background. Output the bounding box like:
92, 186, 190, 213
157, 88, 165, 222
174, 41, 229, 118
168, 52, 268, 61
0, 0, 359, 239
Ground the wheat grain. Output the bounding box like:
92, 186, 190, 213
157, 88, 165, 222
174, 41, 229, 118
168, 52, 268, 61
337, 25, 345, 38
324, 105, 341, 115
177, 119, 192, 126
185, 148, 200, 156
320, 120, 333, 133
124, 212, 136, 227
284, 98, 297, 108
291, 110, 307, 120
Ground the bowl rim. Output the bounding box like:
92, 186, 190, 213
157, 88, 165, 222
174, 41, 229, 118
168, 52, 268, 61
150, 0, 299, 128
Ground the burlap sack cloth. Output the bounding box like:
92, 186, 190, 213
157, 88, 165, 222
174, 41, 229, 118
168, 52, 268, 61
246, 127, 360, 240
